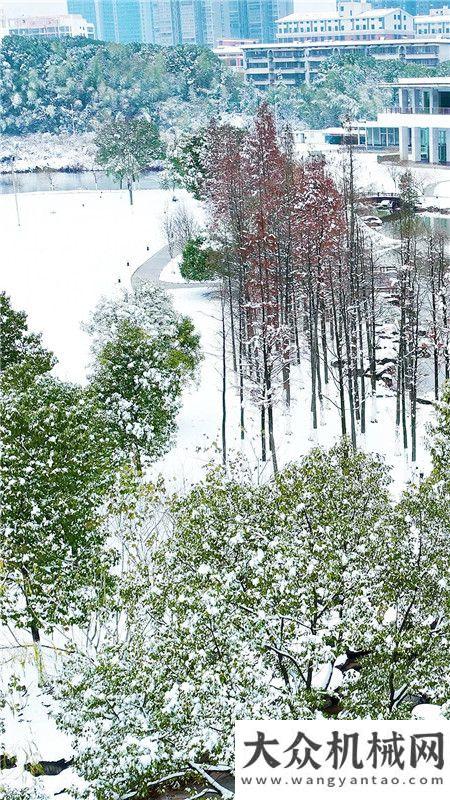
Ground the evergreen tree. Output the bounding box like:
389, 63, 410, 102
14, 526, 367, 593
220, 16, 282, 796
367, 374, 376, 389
0, 292, 55, 381
95, 116, 164, 204
169, 129, 208, 200
0, 374, 118, 640
180, 237, 219, 281
85, 284, 200, 470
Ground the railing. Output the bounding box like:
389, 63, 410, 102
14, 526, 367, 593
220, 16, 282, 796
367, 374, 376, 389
386, 106, 450, 115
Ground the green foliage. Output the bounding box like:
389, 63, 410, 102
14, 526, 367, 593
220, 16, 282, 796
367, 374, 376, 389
0, 298, 119, 636
180, 237, 219, 281
0, 36, 239, 135
344, 476, 450, 718
0, 292, 55, 383
3, 36, 446, 137
0, 373, 119, 634
86, 284, 201, 469
95, 116, 164, 188
268, 53, 448, 129
169, 130, 208, 199
56, 440, 450, 799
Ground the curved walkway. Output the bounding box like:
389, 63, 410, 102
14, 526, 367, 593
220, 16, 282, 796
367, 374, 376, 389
424, 178, 450, 198
131, 244, 186, 289
131, 244, 218, 291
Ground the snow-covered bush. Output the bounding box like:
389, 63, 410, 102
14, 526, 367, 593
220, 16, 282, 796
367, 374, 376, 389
0, 790, 48, 800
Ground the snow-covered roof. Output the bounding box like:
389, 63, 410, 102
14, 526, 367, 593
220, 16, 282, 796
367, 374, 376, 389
277, 7, 409, 25
396, 76, 450, 87
415, 13, 450, 24
357, 7, 407, 19
277, 12, 341, 24
243, 36, 450, 50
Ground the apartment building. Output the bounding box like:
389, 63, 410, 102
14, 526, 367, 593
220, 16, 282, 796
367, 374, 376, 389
243, 38, 450, 88
0, 10, 94, 37
276, 3, 414, 44
414, 5, 450, 35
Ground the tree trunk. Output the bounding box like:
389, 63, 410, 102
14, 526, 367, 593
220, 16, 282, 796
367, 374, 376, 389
221, 294, 227, 466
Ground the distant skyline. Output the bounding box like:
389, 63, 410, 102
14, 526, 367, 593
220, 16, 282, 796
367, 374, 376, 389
294, 0, 336, 11
2, 0, 338, 17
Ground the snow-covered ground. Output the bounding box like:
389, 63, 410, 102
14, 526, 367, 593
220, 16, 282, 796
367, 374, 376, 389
1, 188, 193, 383
0, 626, 86, 798
155, 285, 433, 494
0, 171, 440, 486
159, 253, 185, 283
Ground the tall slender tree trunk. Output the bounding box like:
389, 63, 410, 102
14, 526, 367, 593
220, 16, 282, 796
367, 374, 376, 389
221, 293, 227, 466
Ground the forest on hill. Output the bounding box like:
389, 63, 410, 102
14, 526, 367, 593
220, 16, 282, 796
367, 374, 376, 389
1, 35, 450, 136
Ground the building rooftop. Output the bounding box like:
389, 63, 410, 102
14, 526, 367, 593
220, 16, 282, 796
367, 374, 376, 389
277, 12, 342, 23
357, 7, 406, 19
242, 37, 450, 50
7, 13, 86, 25
415, 13, 450, 24
395, 76, 450, 86
277, 7, 406, 24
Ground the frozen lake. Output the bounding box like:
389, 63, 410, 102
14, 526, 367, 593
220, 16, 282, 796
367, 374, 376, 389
0, 169, 162, 194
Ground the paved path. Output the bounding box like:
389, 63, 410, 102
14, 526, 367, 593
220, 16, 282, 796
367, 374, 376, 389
131, 244, 186, 289
131, 244, 219, 291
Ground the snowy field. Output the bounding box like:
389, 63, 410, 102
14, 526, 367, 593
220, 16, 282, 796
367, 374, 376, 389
1, 188, 192, 383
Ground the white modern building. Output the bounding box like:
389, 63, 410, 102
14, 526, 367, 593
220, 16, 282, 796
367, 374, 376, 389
276, 1, 413, 44
366, 77, 450, 164
0, 10, 94, 37
414, 8, 450, 37
243, 38, 450, 88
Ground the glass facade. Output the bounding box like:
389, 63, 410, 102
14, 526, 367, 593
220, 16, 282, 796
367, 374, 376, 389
68, 0, 223, 44
438, 130, 447, 163
68, 0, 144, 41
230, 0, 293, 42
366, 127, 400, 147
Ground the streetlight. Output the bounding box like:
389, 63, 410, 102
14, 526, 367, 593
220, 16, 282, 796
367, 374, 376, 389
9, 155, 21, 227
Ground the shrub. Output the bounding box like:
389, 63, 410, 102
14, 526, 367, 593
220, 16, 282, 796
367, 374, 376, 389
180, 237, 219, 281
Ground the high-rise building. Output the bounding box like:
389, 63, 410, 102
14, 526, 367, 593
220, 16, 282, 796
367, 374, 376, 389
68, 0, 143, 41
228, 0, 293, 42
67, 0, 102, 36
67, 0, 292, 44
